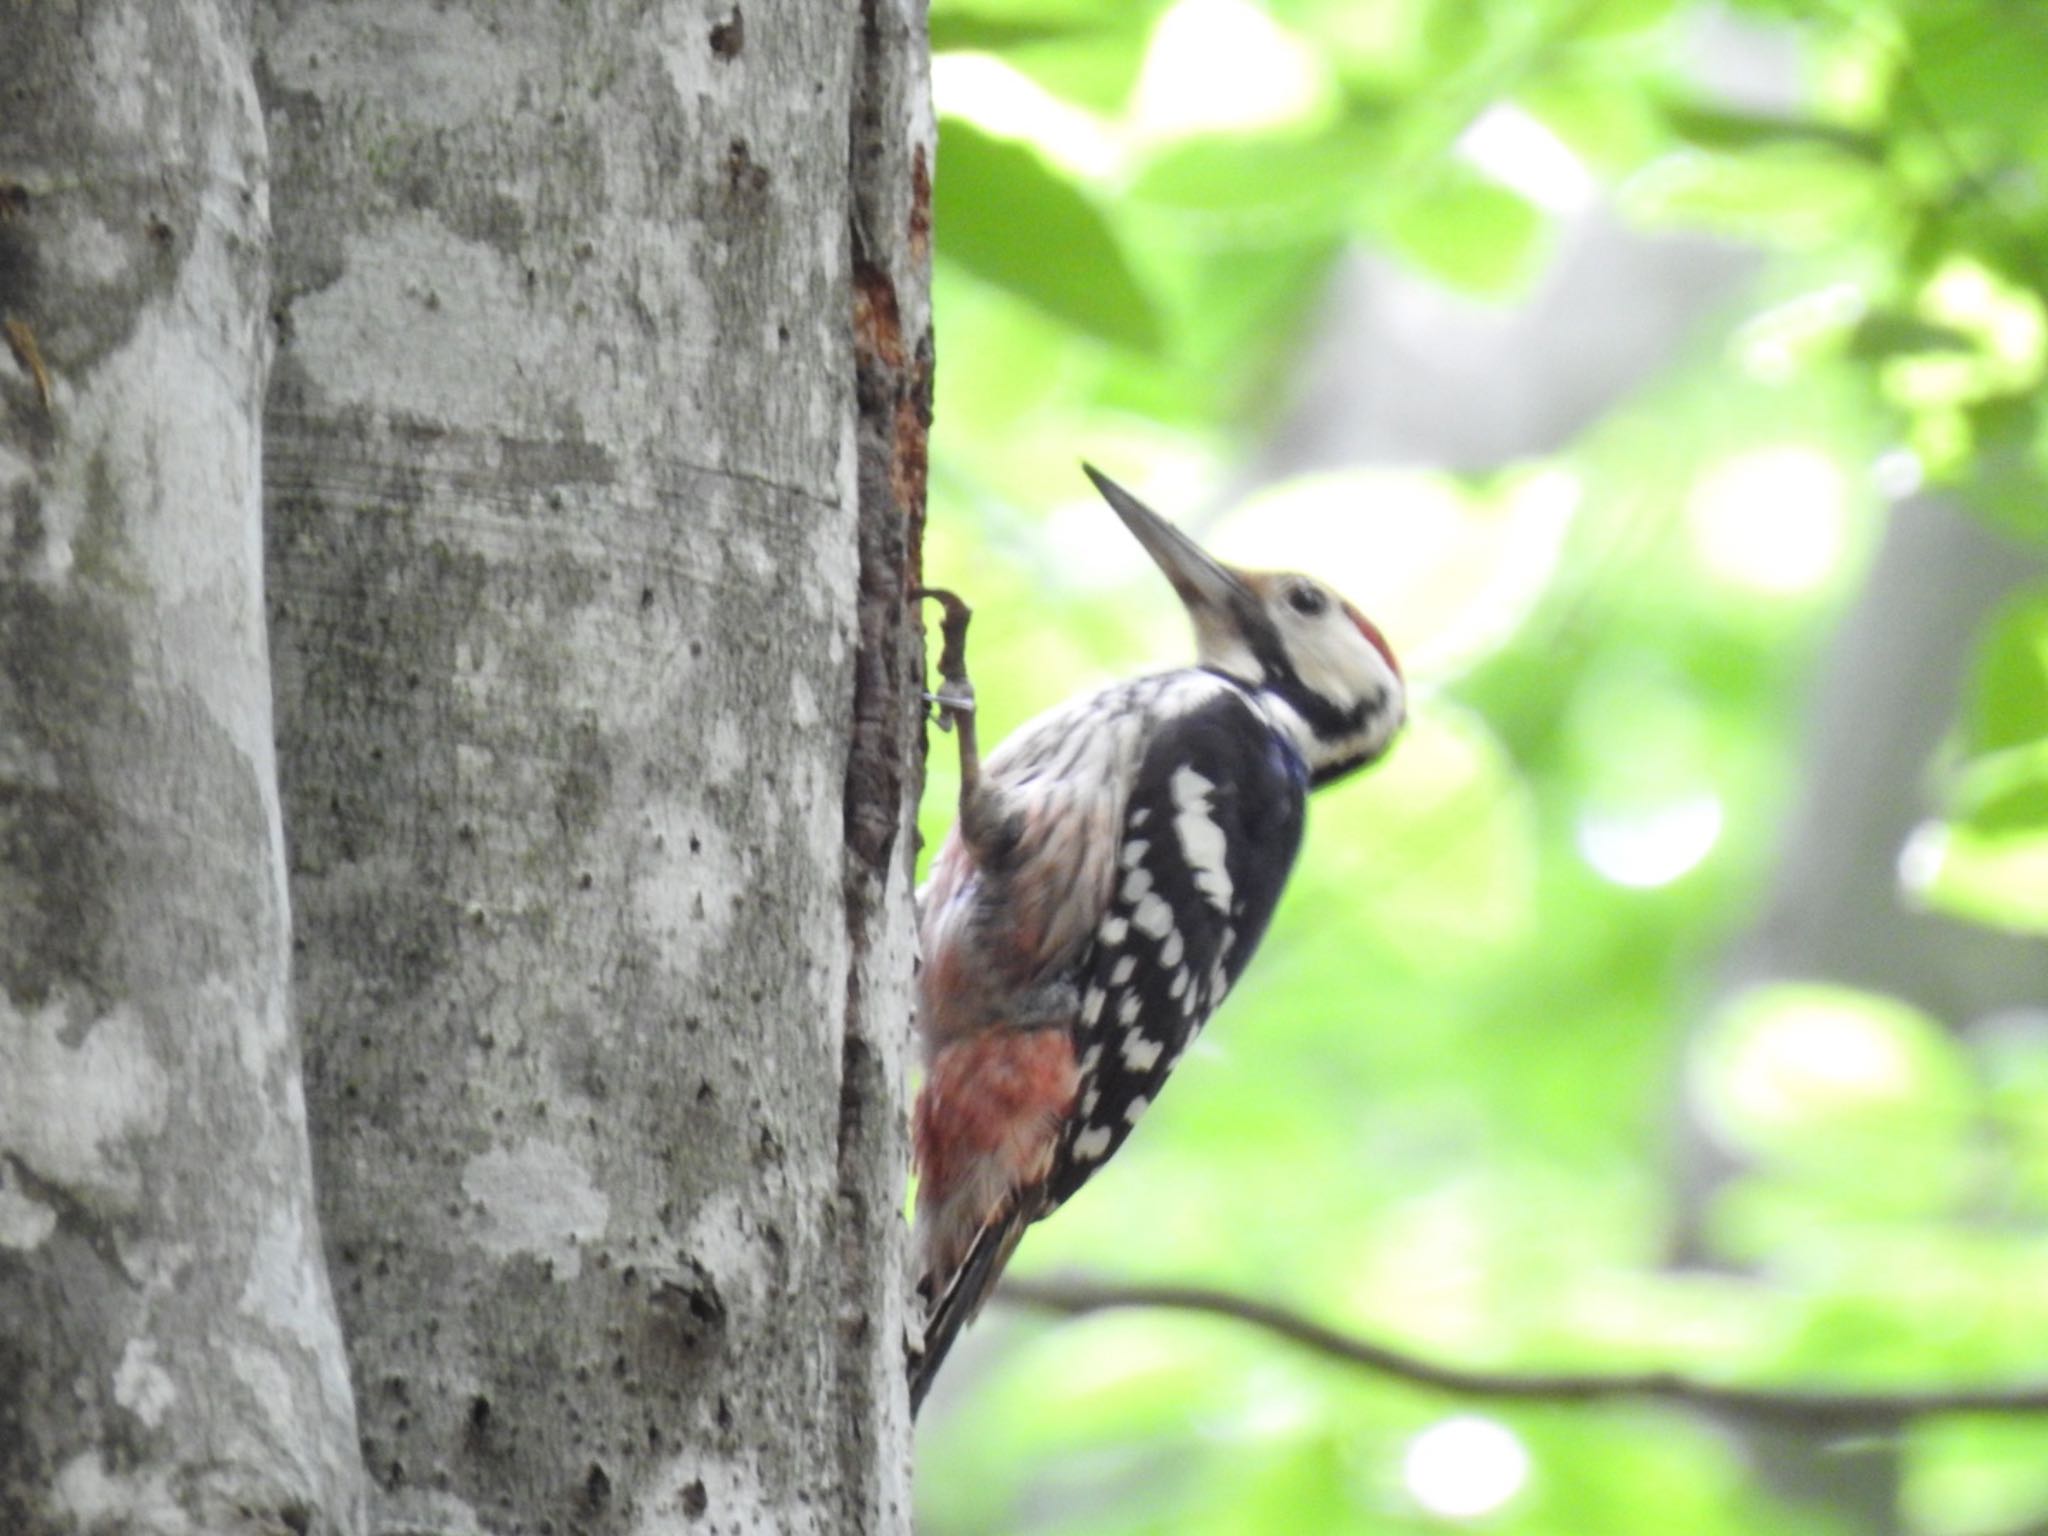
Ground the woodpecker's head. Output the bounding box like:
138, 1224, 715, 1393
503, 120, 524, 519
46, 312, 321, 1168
1085, 464, 1405, 786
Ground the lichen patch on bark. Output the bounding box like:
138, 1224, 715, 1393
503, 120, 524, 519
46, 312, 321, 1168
0, 994, 168, 1207
459, 1138, 611, 1281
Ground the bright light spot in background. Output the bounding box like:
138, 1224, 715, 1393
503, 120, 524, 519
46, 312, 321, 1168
1455, 104, 1595, 213
1923, 257, 2048, 375
1575, 793, 1723, 888
931, 54, 1122, 179
1696, 985, 1942, 1156
1404, 1416, 1531, 1520
1208, 465, 1581, 680
1871, 446, 1924, 501
1897, 818, 1948, 900
1685, 446, 1850, 596
1132, 0, 1330, 141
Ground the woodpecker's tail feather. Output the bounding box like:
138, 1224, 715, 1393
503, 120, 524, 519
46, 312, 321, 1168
909, 1201, 1032, 1416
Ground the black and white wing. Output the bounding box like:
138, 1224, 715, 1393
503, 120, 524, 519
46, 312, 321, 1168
1044, 685, 1307, 1210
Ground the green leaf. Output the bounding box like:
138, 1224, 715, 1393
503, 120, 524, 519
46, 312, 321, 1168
1130, 113, 1392, 237
1377, 165, 1548, 297
934, 118, 1164, 353
1621, 143, 1889, 246
1657, 96, 1882, 158
1957, 398, 2048, 541
929, 13, 1114, 52
1913, 820, 2048, 934
1846, 311, 1979, 362
1905, 2, 2048, 148
1958, 587, 2048, 759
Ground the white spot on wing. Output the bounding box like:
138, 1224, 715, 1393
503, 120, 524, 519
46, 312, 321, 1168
1122, 866, 1154, 902
1120, 838, 1150, 869
1171, 766, 1234, 915
1123, 1095, 1150, 1125
1170, 967, 1189, 998
1081, 987, 1105, 1026
1111, 955, 1136, 986
1160, 929, 1184, 967
1073, 1125, 1113, 1160
1098, 915, 1129, 947
1118, 992, 1142, 1024
1121, 1031, 1164, 1071
1132, 893, 1173, 938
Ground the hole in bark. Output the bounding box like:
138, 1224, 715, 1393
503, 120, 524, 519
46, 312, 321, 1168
640, 585, 655, 609
584, 1462, 611, 1508
682, 1478, 709, 1517
709, 9, 743, 57
469, 1395, 492, 1432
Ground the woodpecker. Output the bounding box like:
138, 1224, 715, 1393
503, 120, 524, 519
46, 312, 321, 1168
907, 466, 1406, 1412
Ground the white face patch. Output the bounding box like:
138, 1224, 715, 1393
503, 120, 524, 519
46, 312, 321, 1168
1169, 767, 1234, 914
1073, 1125, 1113, 1160
1120, 1030, 1163, 1072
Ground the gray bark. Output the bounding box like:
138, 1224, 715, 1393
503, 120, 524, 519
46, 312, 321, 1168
0, 5, 367, 1533
257, 2, 928, 1532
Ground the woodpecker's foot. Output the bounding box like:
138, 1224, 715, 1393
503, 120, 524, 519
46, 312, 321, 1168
914, 587, 976, 733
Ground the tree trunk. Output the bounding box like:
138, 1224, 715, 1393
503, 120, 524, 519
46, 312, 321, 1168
1670, 497, 2048, 1535
0, 4, 367, 1532
257, 2, 929, 1531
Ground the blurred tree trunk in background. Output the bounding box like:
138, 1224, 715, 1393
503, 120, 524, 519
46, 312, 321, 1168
1677, 498, 2048, 1534
0, 5, 367, 1531
258, 0, 930, 1530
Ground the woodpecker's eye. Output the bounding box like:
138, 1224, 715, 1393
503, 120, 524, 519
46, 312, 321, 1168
1286, 583, 1327, 617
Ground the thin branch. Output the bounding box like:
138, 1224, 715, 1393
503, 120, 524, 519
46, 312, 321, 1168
1000, 1276, 2048, 1425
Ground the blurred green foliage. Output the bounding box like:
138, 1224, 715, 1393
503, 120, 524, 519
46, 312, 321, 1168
913, 0, 2048, 1530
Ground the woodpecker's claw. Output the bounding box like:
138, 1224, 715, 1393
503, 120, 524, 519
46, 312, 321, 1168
923, 689, 975, 729
914, 587, 976, 732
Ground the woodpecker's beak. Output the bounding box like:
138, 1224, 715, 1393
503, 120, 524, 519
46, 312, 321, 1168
1082, 464, 1252, 619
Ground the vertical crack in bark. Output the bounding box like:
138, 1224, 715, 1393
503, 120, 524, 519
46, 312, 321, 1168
837, 0, 932, 1524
